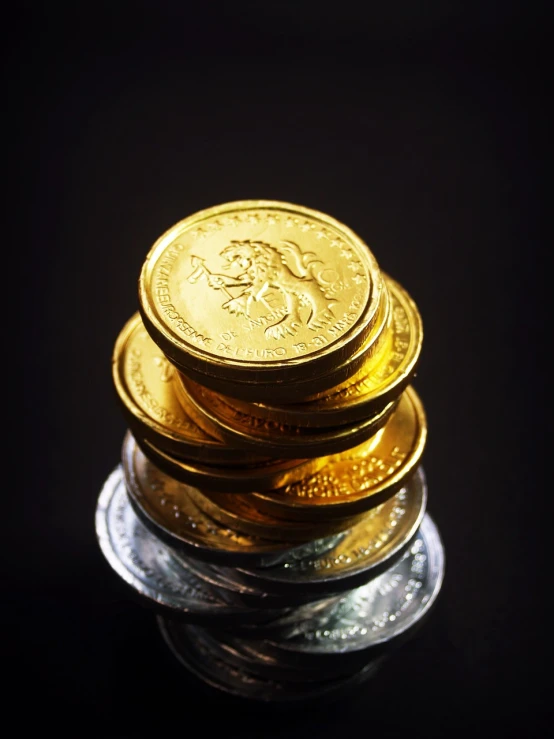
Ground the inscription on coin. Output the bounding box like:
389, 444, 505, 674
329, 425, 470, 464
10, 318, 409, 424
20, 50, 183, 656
283, 447, 407, 500
187, 239, 344, 342
140, 202, 382, 372
127, 342, 190, 431
114, 314, 211, 442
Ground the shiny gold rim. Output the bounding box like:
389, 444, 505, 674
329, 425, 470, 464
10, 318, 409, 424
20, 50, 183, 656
213, 274, 421, 426
131, 431, 329, 493
177, 374, 399, 458
111, 312, 270, 467
247, 385, 427, 518
187, 487, 364, 542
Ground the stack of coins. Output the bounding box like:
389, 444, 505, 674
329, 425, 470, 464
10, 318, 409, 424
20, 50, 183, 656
95, 200, 445, 702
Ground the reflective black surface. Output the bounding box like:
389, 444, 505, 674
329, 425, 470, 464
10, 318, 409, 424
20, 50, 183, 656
12, 2, 547, 735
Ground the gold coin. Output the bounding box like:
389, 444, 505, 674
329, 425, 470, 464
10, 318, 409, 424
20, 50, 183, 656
138, 200, 383, 384
217, 274, 421, 425
226, 465, 428, 593
187, 487, 364, 542
129, 430, 329, 493
194, 467, 427, 580
170, 276, 391, 403
248, 385, 427, 519
112, 313, 269, 466
175, 375, 399, 458
120, 431, 307, 558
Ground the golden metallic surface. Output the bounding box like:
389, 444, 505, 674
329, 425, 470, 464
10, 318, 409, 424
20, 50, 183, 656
248, 385, 427, 519
138, 200, 383, 384
130, 431, 329, 493
236, 467, 427, 589
176, 375, 399, 458
112, 313, 270, 466
303, 274, 422, 405
170, 277, 391, 404
187, 487, 364, 542
191, 471, 425, 564
121, 432, 300, 556
218, 275, 421, 426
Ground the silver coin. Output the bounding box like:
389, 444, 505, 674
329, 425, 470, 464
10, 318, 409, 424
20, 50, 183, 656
188, 624, 376, 683
123, 432, 345, 568
157, 614, 384, 703
175, 624, 330, 684
227, 595, 346, 639
202, 467, 428, 597
247, 512, 445, 668
95, 466, 290, 625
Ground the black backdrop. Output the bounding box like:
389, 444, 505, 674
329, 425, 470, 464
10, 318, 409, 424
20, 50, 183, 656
10, 2, 547, 735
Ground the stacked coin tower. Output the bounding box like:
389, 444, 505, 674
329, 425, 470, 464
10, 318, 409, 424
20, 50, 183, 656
95, 200, 445, 703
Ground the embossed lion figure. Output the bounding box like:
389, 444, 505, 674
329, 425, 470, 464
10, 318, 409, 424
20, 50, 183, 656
206, 239, 338, 339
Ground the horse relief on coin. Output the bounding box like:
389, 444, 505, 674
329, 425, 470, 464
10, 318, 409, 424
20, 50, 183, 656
139, 201, 382, 375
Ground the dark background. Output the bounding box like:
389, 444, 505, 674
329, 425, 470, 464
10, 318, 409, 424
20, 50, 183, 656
9, 1, 547, 735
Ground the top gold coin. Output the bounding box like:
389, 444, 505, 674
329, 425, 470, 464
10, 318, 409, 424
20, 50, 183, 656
139, 201, 383, 383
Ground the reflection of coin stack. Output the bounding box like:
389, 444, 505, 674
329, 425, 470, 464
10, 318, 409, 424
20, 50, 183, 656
95, 200, 445, 703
